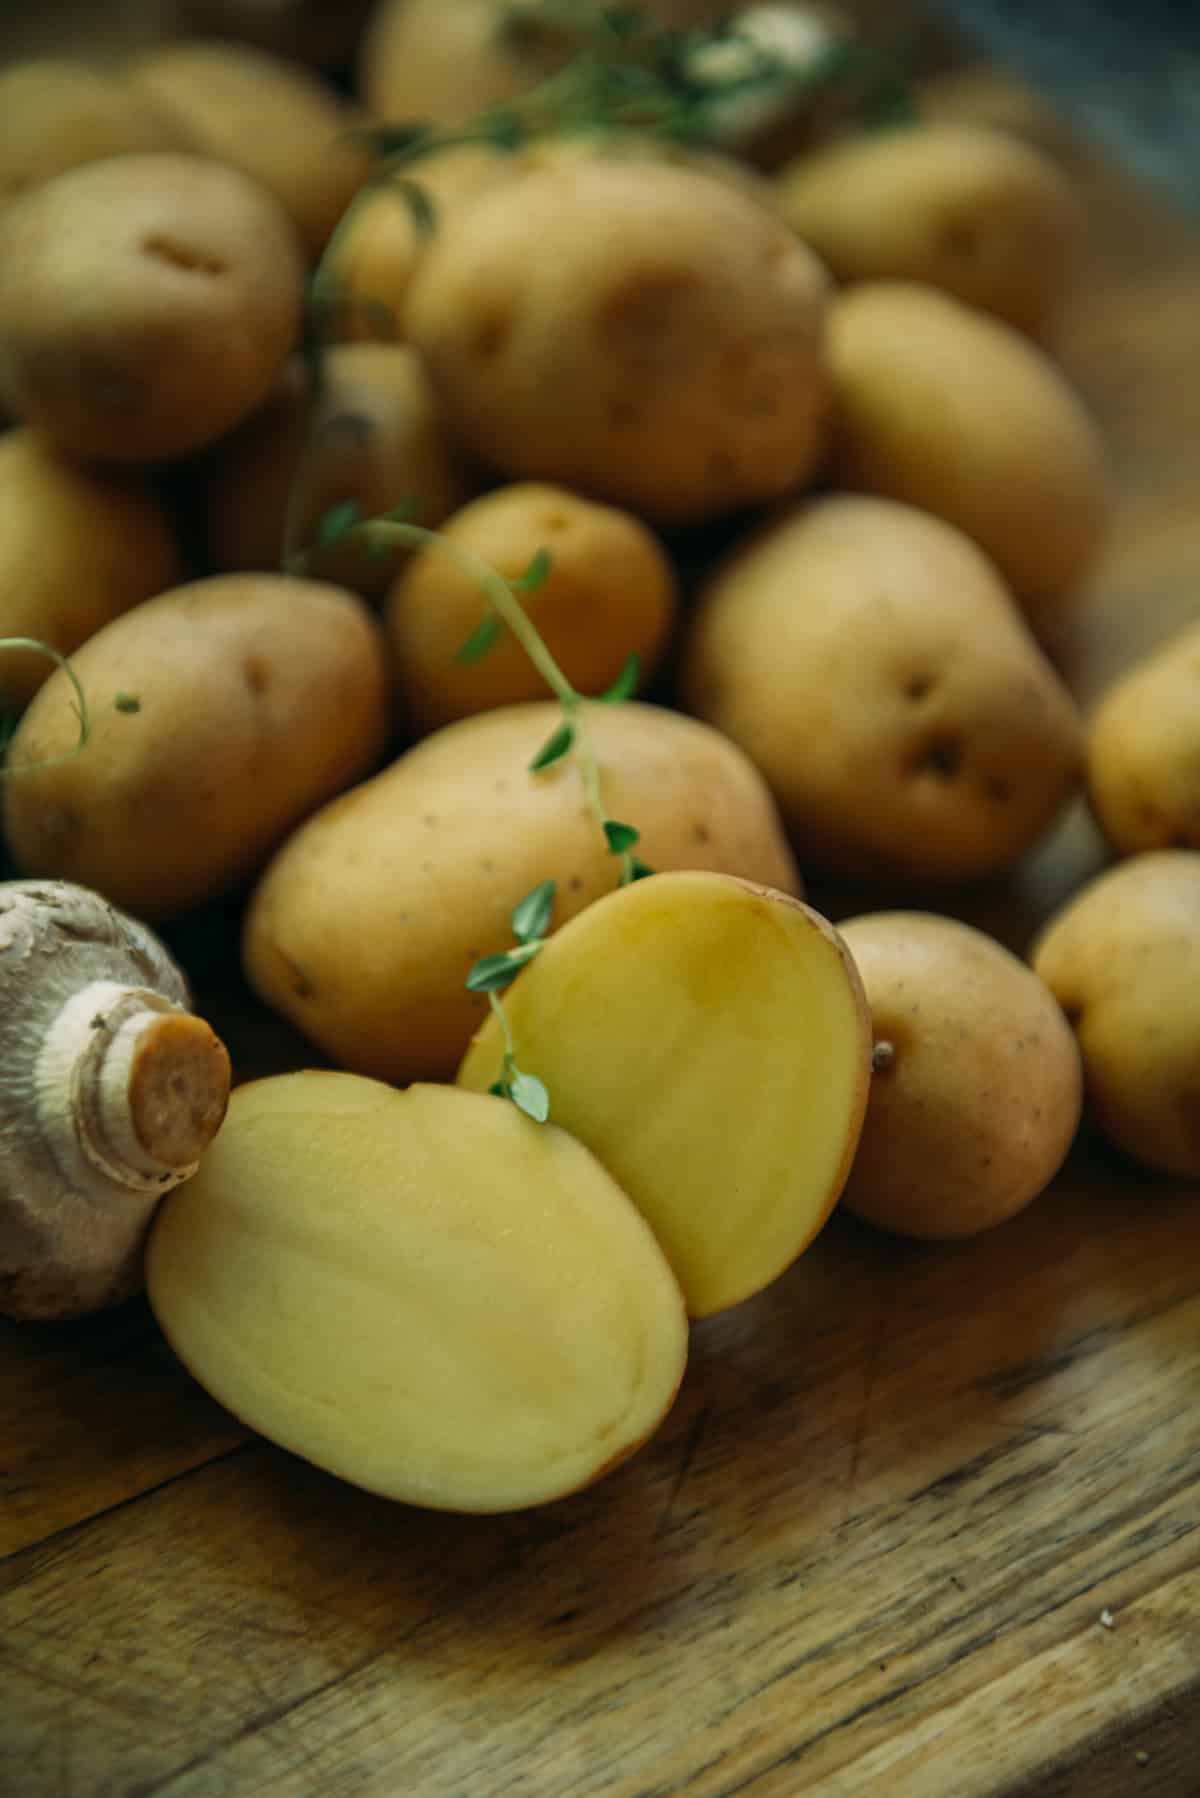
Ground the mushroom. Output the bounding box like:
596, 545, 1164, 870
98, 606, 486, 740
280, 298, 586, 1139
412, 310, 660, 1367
0, 879, 231, 1321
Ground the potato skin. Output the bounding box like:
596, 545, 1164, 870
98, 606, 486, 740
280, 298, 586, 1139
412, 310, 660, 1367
0, 429, 179, 709
0, 153, 304, 464
2, 574, 391, 920
384, 483, 677, 734
0, 60, 190, 207
127, 41, 372, 259
358, 0, 574, 126
1086, 623, 1200, 855
838, 912, 1082, 1237
243, 699, 801, 1083
208, 344, 474, 595
1031, 851, 1200, 1179
328, 135, 775, 345
775, 122, 1080, 337
678, 493, 1083, 883
404, 159, 831, 526
827, 280, 1110, 619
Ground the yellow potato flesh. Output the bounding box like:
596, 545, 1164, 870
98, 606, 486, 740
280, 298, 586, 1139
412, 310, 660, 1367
147, 1077, 688, 1513
458, 871, 870, 1317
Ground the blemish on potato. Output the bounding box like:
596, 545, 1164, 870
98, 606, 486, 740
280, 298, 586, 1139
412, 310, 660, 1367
141, 233, 227, 277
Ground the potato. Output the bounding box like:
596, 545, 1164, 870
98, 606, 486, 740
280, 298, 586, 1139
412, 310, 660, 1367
148, 1076, 688, 1512
208, 344, 474, 596
127, 40, 372, 259
827, 280, 1110, 621
678, 494, 1083, 883
0, 153, 304, 465
1031, 851, 1200, 1179
837, 912, 1082, 1238
243, 699, 800, 1083
1086, 622, 1200, 855
327, 136, 775, 346
404, 159, 830, 526
459, 871, 870, 1316
2, 574, 390, 921
0, 60, 190, 207
0, 429, 179, 711
357, 0, 578, 126
325, 146, 519, 345
774, 122, 1081, 337
384, 483, 677, 734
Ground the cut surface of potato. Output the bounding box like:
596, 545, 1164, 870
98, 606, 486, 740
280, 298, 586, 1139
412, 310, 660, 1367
148, 1076, 688, 1513
458, 870, 870, 1317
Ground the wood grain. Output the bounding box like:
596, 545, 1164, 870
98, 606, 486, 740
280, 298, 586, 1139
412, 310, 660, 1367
3, 32, 1200, 1798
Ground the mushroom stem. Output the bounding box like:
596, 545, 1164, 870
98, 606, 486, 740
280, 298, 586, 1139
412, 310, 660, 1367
35, 980, 232, 1200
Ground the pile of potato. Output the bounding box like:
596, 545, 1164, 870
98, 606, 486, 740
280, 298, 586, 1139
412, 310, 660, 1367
2, 1, 1197, 1509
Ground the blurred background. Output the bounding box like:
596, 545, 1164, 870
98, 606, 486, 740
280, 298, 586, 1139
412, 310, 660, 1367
0, 1, 1196, 213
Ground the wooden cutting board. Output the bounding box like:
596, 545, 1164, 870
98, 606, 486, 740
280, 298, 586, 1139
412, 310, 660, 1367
3, 61, 1200, 1798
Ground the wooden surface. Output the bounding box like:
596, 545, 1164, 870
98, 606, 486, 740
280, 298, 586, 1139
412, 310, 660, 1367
5, 62, 1200, 1798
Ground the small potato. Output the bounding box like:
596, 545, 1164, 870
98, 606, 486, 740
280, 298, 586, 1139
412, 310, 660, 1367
0, 154, 304, 464
838, 912, 1082, 1237
0, 429, 179, 710
127, 40, 372, 259
208, 344, 474, 595
325, 146, 518, 345
1086, 622, 1200, 855
0, 60, 190, 207
775, 121, 1081, 337
384, 483, 677, 734
149, 1076, 688, 1513
1031, 850, 1200, 1179
404, 159, 831, 526
827, 280, 1110, 621
678, 494, 1083, 883
243, 699, 800, 1083
2, 574, 391, 921
357, 0, 575, 126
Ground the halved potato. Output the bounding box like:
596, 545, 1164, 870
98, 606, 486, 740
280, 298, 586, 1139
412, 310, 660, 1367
458, 870, 870, 1317
147, 1075, 688, 1513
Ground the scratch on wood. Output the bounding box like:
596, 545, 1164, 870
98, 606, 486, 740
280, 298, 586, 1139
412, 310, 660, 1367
655, 1403, 712, 1537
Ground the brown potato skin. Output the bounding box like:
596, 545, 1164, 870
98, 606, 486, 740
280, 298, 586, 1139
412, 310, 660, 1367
775, 122, 1080, 338
243, 700, 801, 1084
384, 483, 677, 734
2, 574, 391, 921
826, 280, 1110, 620
208, 344, 474, 595
839, 912, 1082, 1238
0, 429, 179, 709
678, 493, 1083, 883
404, 160, 830, 526
1031, 851, 1200, 1179
0, 153, 304, 464
0, 60, 190, 208
127, 41, 372, 259
1086, 622, 1200, 855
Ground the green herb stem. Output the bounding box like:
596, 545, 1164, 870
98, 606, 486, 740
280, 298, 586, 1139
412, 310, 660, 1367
0, 639, 91, 775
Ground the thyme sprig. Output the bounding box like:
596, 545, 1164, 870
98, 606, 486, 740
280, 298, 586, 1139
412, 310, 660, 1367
290, 503, 652, 888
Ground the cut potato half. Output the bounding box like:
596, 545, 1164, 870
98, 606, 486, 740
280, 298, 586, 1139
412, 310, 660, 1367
458, 871, 871, 1317
147, 1076, 688, 1513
